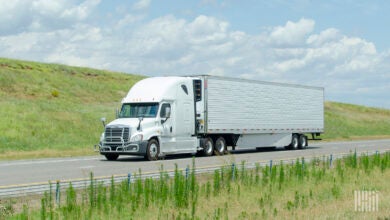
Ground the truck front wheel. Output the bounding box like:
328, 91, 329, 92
145, 139, 159, 161
202, 137, 214, 156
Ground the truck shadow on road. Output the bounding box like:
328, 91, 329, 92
105, 146, 320, 162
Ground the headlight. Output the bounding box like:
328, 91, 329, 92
100, 132, 105, 142
130, 134, 143, 142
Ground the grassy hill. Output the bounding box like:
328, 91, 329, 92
0, 58, 144, 159
323, 102, 390, 140
0, 58, 389, 160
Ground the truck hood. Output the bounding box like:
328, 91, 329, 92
106, 118, 156, 130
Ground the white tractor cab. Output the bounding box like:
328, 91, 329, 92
96, 76, 324, 161
97, 77, 199, 161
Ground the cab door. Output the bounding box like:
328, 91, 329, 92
159, 102, 176, 153
174, 83, 197, 152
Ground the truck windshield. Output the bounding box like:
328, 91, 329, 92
119, 103, 159, 118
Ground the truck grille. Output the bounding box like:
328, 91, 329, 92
104, 126, 130, 146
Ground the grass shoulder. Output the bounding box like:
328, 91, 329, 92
2, 152, 389, 219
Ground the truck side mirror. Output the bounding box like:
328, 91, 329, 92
116, 108, 119, 119
165, 107, 171, 118
161, 107, 171, 124
100, 117, 106, 128
137, 117, 144, 131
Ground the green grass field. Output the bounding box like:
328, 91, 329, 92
0, 58, 143, 159
323, 102, 390, 140
1, 57, 390, 160
2, 152, 389, 219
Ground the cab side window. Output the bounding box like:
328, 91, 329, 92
160, 103, 171, 117
181, 84, 188, 95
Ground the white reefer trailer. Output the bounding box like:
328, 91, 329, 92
96, 76, 324, 161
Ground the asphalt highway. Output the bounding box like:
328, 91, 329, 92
1, 139, 389, 187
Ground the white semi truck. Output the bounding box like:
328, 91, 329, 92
96, 76, 324, 161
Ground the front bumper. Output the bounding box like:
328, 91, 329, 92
94, 140, 148, 156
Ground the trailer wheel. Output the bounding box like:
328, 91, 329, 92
202, 137, 214, 156
298, 135, 307, 149
289, 134, 299, 150
145, 139, 159, 161
105, 154, 119, 161
215, 137, 226, 155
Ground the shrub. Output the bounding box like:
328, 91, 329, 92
51, 90, 59, 97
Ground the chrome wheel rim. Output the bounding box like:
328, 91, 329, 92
206, 140, 213, 154
292, 137, 298, 149
216, 139, 224, 153
302, 137, 306, 147
149, 143, 158, 158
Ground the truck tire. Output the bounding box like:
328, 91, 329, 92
202, 137, 214, 156
105, 154, 119, 161
145, 139, 159, 161
289, 134, 299, 150
298, 135, 307, 149
215, 137, 226, 155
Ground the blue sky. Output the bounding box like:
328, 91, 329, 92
0, 0, 389, 109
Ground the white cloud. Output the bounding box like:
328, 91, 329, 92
187, 15, 229, 43
0, 0, 100, 35
269, 18, 315, 47
208, 67, 225, 76
0, 0, 32, 35
132, 0, 151, 10
60, 0, 100, 20
0, 13, 389, 108
307, 28, 341, 46
116, 14, 145, 28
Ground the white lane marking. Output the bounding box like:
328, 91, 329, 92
0, 157, 100, 167
310, 139, 390, 147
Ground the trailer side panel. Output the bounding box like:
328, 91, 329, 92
205, 76, 324, 134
